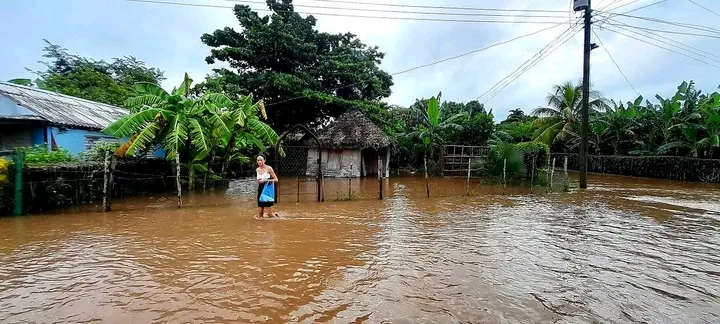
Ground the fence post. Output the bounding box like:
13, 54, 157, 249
549, 158, 556, 193
424, 157, 430, 198
502, 158, 507, 194
176, 153, 182, 207
296, 176, 300, 203
530, 156, 536, 194
377, 159, 383, 200
563, 156, 569, 191
102, 151, 112, 211
349, 164, 353, 200
13, 150, 25, 216
466, 157, 471, 196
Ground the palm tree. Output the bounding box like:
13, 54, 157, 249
531, 81, 606, 144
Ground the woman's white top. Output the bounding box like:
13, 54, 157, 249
257, 169, 271, 180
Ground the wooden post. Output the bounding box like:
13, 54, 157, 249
102, 151, 113, 212
296, 176, 300, 203
176, 153, 182, 207
349, 164, 353, 199
502, 158, 507, 194
466, 157, 471, 196
385, 148, 390, 178
13, 151, 25, 216
424, 156, 430, 198
564, 156, 569, 191
549, 158, 556, 193
377, 158, 383, 200
530, 156, 536, 194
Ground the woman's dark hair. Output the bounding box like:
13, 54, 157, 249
256, 154, 266, 161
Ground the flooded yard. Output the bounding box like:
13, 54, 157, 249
1, 174, 719, 323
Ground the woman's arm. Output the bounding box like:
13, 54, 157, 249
268, 166, 279, 183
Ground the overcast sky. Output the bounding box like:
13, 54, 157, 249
1, 0, 718, 121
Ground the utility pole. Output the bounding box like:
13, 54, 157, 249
574, 0, 592, 189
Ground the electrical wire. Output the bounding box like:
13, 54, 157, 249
606, 19, 720, 63
600, 25, 720, 68
223, 0, 573, 18
475, 25, 582, 103
688, 0, 720, 18
599, 0, 626, 11
602, 20, 720, 39
127, 0, 567, 24
596, 10, 720, 35
264, 21, 574, 107
593, 0, 668, 26
310, 0, 569, 13
591, 29, 639, 95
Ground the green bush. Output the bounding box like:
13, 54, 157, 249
82, 141, 121, 161
17, 145, 76, 165
475, 142, 524, 180
516, 141, 550, 177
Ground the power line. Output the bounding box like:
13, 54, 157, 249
264, 21, 573, 107
593, 0, 668, 25
591, 29, 639, 95
606, 19, 720, 62
127, 0, 567, 24
222, 0, 573, 19
599, 0, 626, 11
310, 0, 568, 13
596, 10, 720, 35
602, 20, 720, 39
476, 25, 582, 103
688, 0, 720, 18
600, 25, 720, 68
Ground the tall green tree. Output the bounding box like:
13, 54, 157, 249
199, 0, 393, 133
20, 39, 164, 106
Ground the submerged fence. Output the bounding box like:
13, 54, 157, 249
552, 153, 720, 183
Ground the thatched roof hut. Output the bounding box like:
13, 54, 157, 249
315, 110, 391, 150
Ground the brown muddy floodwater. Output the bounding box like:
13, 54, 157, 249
1, 174, 720, 323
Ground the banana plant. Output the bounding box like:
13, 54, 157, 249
403, 92, 466, 159
102, 73, 232, 189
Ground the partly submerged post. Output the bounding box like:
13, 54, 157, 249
385, 148, 390, 178
424, 157, 430, 198
176, 153, 182, 207
349, 164, 353, 200
102, 151, 113, 212
502, 158, 507, 194
563, 156, 569, 191
548, 157, 556, 193
466, 157, 472, 196
530, 156, 536, 194
377, 158, 383, 200
12, 150, 25, 216
296, 176, 300, 203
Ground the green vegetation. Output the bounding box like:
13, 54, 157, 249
198, 0, 392, 134
529, 80, 720, 158
17, 145, 76, 165
10, 40, 164, 107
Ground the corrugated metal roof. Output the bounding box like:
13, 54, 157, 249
0, 81, 129, 130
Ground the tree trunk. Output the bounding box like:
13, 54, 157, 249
220, 133, 237, 178
188, 161, 195, 190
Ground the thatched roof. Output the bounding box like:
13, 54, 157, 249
315, 110, 390, 150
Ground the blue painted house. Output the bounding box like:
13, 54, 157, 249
0, 81, 164, 158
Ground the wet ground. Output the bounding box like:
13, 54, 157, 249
1, 174, 719, 323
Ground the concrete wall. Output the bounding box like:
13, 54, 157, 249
49, 126, 164, 158
306, 148, 362, 177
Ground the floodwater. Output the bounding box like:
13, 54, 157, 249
1, 174, 719, 323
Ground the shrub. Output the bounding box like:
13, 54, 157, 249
516, 141, 550, 177
17, 145, 76, 165
82, 141, 122, 161
475, 142, 524, 181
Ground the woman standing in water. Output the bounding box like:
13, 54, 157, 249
256, 155, 279, 218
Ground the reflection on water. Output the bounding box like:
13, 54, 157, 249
1, 174, 720, 323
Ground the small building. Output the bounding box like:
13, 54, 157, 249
306, 110, 391, 178
0, 81, 163, 157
